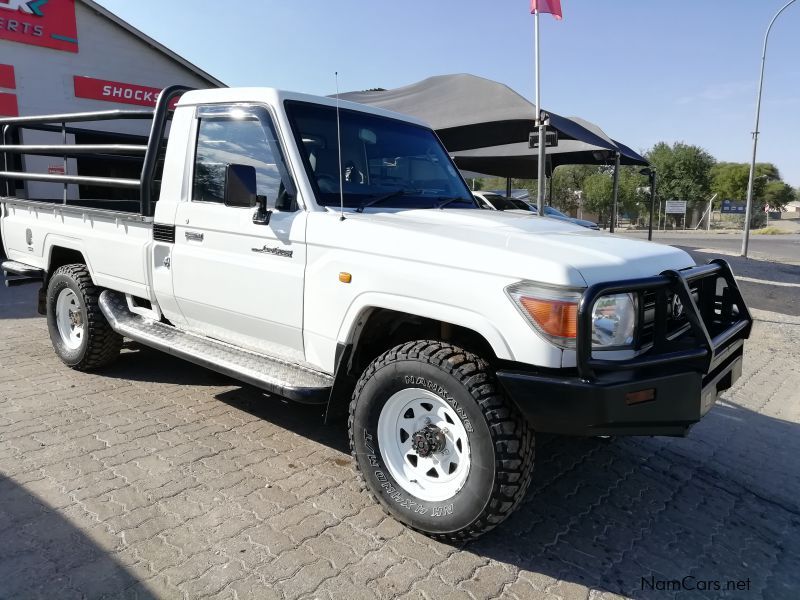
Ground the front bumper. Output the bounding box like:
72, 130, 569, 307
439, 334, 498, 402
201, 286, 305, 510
498, 260, 751, 437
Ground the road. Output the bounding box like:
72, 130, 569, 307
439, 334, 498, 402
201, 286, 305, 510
620, 231, 800, 264
619, 231, 800, 317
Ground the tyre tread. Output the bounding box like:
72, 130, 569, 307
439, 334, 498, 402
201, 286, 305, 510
348, 340, 535, 542
50, 264, 122, 371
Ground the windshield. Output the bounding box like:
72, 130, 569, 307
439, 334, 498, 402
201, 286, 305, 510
285, 101, 475, 210
483, 195, 532, 211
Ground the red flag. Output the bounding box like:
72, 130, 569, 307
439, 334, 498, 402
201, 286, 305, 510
530, 0, 563, 19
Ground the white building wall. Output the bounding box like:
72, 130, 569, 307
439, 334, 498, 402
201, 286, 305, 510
1, 0, 220, 200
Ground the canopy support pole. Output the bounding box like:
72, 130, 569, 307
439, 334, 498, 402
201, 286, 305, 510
648, 170, 656, 241
609, 152, 621, 233
534, 7, 546, 216
505, 177, 512, 198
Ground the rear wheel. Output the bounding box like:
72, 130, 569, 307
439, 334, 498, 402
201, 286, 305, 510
46, 264, 122, 371
349, 340, 535, 542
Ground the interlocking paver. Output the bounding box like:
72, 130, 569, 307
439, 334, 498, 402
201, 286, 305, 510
1, 298, 799, 599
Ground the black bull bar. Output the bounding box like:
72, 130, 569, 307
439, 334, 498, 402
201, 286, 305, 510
576, 259, 752, 381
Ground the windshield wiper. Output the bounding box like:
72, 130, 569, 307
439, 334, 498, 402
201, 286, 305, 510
435, 196, 475, 209
355, 189, 418, 213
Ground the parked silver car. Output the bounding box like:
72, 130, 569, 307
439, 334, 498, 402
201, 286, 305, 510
531, 205, 600, 230
479, 190, 600, 229
473, 191, 535, 214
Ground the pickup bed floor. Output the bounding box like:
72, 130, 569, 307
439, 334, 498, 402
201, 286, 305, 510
98, 291, 333, 403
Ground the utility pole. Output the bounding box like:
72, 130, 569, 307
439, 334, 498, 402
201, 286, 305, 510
742, 0, 798, 257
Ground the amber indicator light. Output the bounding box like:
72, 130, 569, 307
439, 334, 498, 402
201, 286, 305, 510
625, 389, 656, 406
519, 298, 577, 339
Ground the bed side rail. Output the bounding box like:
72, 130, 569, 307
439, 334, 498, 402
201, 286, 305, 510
0, 85, 192, 216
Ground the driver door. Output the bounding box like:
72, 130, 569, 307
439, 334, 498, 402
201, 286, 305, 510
170, 104, 307, 362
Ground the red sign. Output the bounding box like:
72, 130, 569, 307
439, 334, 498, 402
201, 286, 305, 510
0, 0, 79, 53
0, 91, 19, 116
48, 164, 65, 175
74, 76, 180, 109
0, 64, 15, 89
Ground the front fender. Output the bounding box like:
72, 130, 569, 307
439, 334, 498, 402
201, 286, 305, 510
337, 292, 514, 361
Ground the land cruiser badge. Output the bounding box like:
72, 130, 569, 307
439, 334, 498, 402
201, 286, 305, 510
252, 245, 293, 258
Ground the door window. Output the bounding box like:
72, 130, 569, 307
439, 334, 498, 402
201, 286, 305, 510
192, 110, 293, 208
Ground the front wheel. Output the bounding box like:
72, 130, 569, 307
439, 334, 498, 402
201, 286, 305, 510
349, 341, 535, 542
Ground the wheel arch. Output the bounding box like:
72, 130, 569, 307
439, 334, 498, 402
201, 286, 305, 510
37, 241, 92, 315
326, 299, 513, 419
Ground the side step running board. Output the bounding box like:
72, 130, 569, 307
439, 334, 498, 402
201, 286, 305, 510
98, 290, 333, 404
2, 260, 45, 287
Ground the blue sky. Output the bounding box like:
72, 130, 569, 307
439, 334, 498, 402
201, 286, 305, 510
95, 0, 800, 186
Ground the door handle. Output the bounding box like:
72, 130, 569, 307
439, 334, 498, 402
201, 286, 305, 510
185, 231, 204, 242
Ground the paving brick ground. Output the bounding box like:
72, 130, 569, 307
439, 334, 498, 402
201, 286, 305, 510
1, 293, 799, 599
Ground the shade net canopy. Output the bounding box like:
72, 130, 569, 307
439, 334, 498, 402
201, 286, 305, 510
338, 73, 647, 179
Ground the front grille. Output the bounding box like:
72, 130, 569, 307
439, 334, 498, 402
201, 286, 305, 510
152, 223, 175, 243
638, 286, 699, 349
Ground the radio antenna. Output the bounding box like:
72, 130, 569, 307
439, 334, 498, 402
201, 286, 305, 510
335, 71, 345, 221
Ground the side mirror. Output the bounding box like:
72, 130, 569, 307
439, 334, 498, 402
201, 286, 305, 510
224, 163, 257, 208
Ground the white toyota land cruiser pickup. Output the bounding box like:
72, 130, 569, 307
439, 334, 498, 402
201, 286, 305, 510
1, 86, 751, 541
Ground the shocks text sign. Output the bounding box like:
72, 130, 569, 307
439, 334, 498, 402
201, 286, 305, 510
74, 76, 179, 109
0, 0, 79, 53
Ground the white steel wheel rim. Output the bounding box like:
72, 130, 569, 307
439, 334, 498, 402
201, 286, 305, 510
55, 288, 85, 350
377, 388, 471, 503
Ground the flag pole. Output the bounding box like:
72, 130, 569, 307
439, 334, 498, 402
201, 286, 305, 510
534, 6, 546, 215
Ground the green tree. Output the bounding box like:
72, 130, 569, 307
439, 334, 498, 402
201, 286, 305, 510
618, 167, 649, 221
710, 162, 779, 204
562, 166, 647, 228
468, 178, 484, 191
763, 180, 796, 211
711, 163, 756, 202
551, 165, 600, 213
582, 172, 614, 226
646, 142, 715, 207
711, 162, 794, 208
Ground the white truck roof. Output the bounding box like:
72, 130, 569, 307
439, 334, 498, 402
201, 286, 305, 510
177, 87, 431, 129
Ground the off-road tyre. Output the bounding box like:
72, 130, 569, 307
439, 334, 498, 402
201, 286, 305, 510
46, 264, 122, 371
349, 340, 535, 542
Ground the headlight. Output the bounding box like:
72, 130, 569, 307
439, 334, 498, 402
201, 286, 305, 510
506, 283, 582, 348
591, 294, 637, 348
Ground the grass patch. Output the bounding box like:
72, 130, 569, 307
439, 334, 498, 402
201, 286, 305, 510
753, 226, 787, 235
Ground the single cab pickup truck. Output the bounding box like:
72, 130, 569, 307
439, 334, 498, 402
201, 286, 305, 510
1, 86, 752, 541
